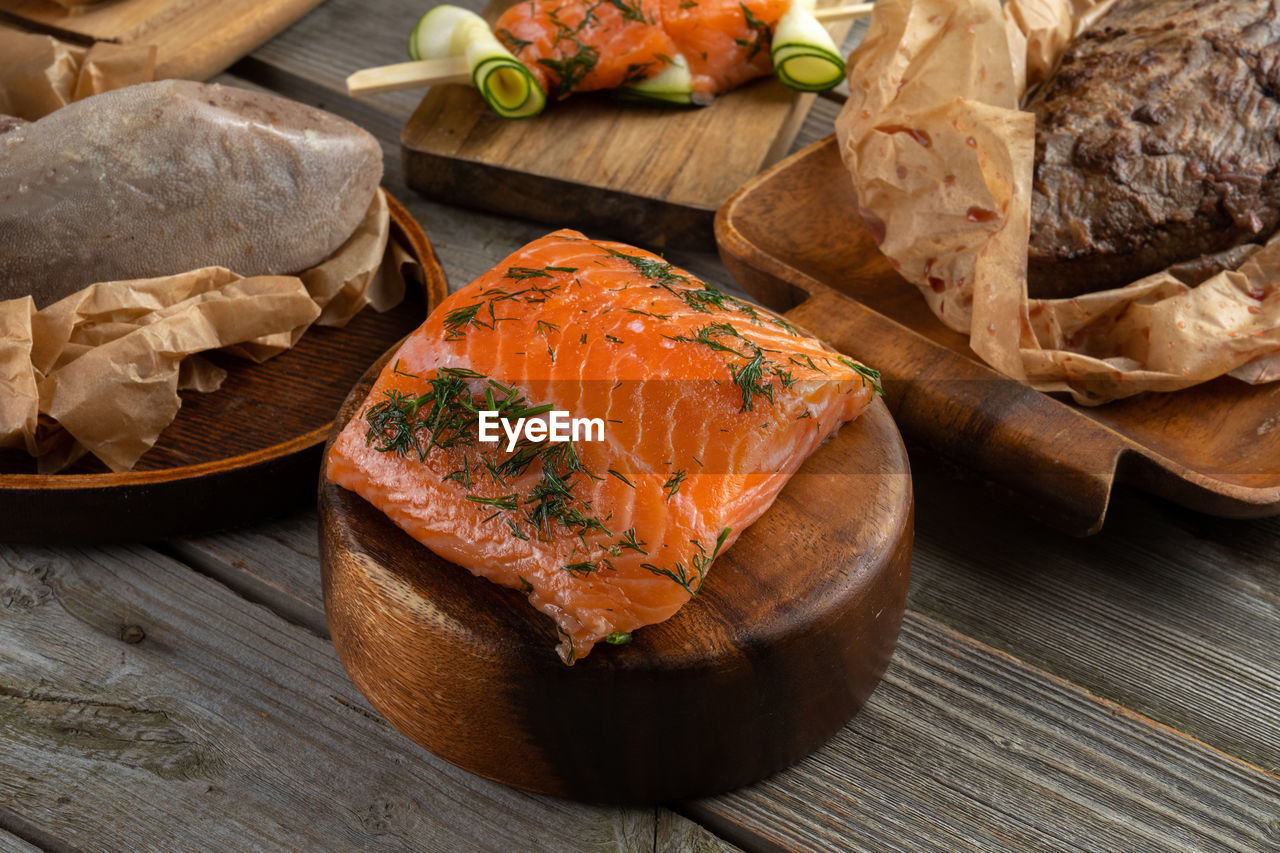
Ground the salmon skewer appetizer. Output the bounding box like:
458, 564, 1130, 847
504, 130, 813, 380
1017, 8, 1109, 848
353, 0, 849, 116
490, 0, 794, 104
326, 230, 881, 663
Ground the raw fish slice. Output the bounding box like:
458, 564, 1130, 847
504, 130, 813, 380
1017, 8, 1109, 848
659, 0, 788, 99
495, 0, 679, 97
327, 229, 878, 662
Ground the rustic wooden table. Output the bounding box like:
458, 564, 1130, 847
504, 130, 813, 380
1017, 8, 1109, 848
3, 2, 1279, 851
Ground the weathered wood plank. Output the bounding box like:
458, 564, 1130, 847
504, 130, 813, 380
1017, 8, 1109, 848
0, 544, 653, 851
159, 510, 328, 637
682, 611, 1280, 853
171, 493, 1280, 853
243, 0, 429, 120
906, 452, 1280, 775
657, 809, 744, 853
0, 826, 42, 853
791, 96, 841, 155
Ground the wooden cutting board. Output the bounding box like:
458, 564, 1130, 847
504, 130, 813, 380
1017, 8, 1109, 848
402, 5, 853, 251
716, 136, 1280, 535
0, 0, 325, 80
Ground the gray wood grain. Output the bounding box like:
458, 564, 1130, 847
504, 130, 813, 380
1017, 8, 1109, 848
792, 96, 841, 154
160, 509, 328, 637
246, 0, 430, 120
657, 809, 743, 853
0, 544, 653, 852
906, 454, 1280, 774
0, 828, 42, 853
683, 611, 1280, 853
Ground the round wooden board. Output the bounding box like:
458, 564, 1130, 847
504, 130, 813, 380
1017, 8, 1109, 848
0, 194, 447, 543
319, 347, 913, 804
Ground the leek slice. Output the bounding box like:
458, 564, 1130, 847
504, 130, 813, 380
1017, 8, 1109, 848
770, 0, 846, 92
408, 5, 546, 119
614, 54, 702, 106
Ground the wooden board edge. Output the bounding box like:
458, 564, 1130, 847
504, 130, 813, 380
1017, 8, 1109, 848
716, 135, 1280, 528
401, 141, 716, 251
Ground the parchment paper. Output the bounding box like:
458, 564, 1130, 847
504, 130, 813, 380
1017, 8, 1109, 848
0, 190, 406, 473
0, 28, 156, 121
835, 0, 1280, 404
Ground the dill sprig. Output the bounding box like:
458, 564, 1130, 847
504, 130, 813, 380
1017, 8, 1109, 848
364, 367, 554, 463
736, 3, 771, 60
443, 303, 492, 342
363, 365, 614, 547
790, 353, 827, 375
442, 455, 472, 489
363, 367, 483, 460
628, 308, 672, 320
466, 494, 518, 510
640, 527, 730, 596
523, 460, 611, 543
620, 61, 655, 87
603, 0, 646, 22
562, 560, 606, 579
669, 323, 775, 412
598, 245, 791, 332
663, 470, 687, 502
538, 42, 600, 98
837, 355, 885, 396
616, 527, 648, 555
495, 28, 532, 52
506, 266, 553, 281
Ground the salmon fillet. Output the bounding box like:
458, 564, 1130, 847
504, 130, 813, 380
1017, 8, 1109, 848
493, 0, 788, 100
659, 0, 788, 100
495, 0, 679, 97
326, 229, 878, 663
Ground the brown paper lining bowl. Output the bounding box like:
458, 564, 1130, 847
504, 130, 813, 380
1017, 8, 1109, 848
0, 195, 447, 543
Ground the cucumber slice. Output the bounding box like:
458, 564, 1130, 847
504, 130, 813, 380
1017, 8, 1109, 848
471, 53, 545, 118
409, 5, 473, 62
614, 54, 698, 106
770, 0, 846, 92
408, 5, 546, 119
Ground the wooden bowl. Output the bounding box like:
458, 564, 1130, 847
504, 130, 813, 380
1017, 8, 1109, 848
319, 347, 913, 804
0, 194, 447, 543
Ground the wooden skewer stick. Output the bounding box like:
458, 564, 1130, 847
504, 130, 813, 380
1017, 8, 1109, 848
347, 57, 471, 97
813, 1, 874, 22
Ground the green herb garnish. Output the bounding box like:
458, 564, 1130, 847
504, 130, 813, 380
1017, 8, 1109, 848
836, 355, 884, 396
663, 470, 687, 502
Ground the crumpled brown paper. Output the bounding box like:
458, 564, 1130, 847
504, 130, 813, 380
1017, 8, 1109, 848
0, 189, 406, 473
836, 0, 1280, 404
0, 28, 156, 121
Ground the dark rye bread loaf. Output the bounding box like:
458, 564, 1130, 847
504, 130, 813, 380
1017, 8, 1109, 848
1026, 0, 1280, 298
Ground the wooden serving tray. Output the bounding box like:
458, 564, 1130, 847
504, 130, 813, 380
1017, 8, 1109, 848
0, 0, 325, 80
319, 348, 912, 803
717, 135, 1280, 535
401, 4, 853, 251
0, 196, 447, 543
